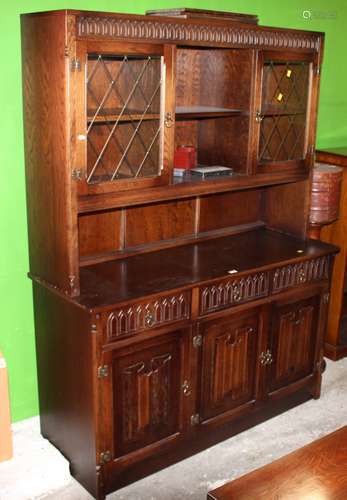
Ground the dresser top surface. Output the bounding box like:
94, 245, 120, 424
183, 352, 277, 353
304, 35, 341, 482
77, 228, 337, 310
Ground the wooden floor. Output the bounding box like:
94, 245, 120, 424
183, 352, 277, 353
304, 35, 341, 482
208, 426, 347, 500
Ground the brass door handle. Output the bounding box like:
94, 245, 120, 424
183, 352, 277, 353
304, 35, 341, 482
259, 350, 273, 366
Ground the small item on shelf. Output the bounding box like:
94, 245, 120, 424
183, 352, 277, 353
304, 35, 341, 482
190, 166, 234, 178
309, 162, 343, 239
173, 168, 189, 177
310, 163, 343, 224
174, 145, 197, 169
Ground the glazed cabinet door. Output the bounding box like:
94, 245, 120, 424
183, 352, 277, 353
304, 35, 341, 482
267, 294, 320, 394
72, 41, 175, 195
199, 308, 262, 423
254, 51, 318, 175
101, 328, 192, 460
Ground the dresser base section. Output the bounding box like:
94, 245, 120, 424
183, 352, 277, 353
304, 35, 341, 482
102, 388, 313, 497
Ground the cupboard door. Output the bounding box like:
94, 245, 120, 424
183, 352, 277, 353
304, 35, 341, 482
109, 329, 188, 458
255, 51, 317, 174
268, 295, 319, 393
73, 41, 175, 194
200, 310, 260, 422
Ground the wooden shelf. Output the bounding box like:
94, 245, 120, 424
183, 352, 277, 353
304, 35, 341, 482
78, 171, 308, 213
87, 108, 159, 123
175, 106, 242, 119
87, 106, 243, 124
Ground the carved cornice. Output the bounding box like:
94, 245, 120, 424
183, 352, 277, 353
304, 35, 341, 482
77, 15, 320, 51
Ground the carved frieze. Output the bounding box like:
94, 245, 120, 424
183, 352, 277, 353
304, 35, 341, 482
106, 292, 190, 340
200, 272, 269, 315
272, 256, 330, 293
77, 16, 320, 51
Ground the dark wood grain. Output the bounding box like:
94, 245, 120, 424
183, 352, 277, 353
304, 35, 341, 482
79, 210, 122, 257
21, 12, 80, 295
199, 309, 260, 422
317, 148, 347, 359
32, 282, 100, 498
125, 199, 195, 247
146, 8, 258, 25
78, 229, 337, 309
22, 8, 331, 500
199, 191, 262, 232
78, 171, 309, 213
207, 426, 347, 500
263, 180, 310, 238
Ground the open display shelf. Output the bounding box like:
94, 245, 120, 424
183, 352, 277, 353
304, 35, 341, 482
21, 8, 336, 500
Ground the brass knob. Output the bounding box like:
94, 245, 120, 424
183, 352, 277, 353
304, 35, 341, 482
233, 286, 241, 302
297, 269, 306, 283
145, 313, 154, 327
164, 112, 174, 128
260, 350, 273, 366
182, 380, 191, 396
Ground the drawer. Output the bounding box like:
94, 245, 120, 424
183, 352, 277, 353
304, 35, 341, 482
272, 256, 330, 294
104, 291, 191, 342
200, 272, 269, 315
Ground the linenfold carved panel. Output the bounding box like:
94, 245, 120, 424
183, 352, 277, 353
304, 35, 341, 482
122, 353, 171, 442
77, 16, 320, 51
106, 292, 190, 340
272, 256, 329, 293
200, 272, 269, 315
211, 326, 253, 405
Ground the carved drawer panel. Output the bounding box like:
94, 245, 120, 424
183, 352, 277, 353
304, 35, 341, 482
272, 256, 330, 293
106, 292, 191, 341
200, 272, 269, 315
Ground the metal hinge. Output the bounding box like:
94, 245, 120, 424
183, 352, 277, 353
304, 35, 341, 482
192, 334, 202, 348
98, 365, 109, 379
190, 414, 200, 426
71, 58, 81, 71
71, 169, 83, 181
316, 65, 321, 76
99, 450, 112, 464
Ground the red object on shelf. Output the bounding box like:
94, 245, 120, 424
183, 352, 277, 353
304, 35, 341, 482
174, 146, 197, 169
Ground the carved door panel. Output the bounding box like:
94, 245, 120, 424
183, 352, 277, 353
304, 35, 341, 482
268, 295, 320, 393
108, 329, 189, 458
199, 309, 260, 422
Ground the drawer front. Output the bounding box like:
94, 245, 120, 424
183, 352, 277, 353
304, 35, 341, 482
272, 256, 330, 294
200, 272, 269, 315
105, 291, 191, 341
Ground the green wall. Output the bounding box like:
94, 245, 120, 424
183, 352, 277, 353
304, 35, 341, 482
1, 0, 346, 422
